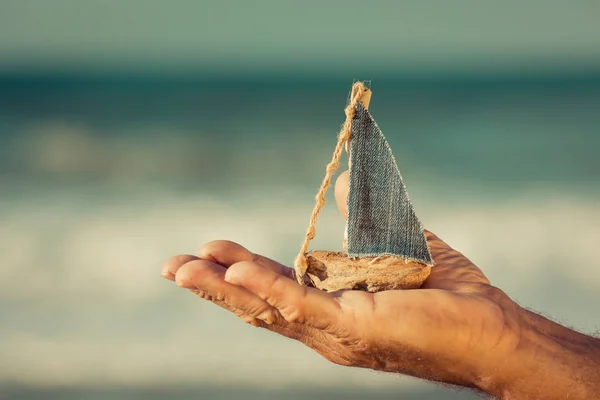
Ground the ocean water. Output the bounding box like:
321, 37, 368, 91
1, 73, 599, 399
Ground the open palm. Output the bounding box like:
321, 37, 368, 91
161, 171, 521, 389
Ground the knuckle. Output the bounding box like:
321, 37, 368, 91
479, 284, 507, 302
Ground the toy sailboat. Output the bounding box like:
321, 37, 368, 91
293, 82, 433, 293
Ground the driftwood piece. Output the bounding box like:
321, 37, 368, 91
305, 251, 431, 293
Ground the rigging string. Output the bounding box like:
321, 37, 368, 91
293, 81, 368, 284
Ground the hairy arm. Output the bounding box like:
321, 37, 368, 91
486, 308, 600, 399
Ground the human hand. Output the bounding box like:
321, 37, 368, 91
162, 170, 600, 399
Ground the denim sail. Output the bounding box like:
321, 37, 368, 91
346, 102, 433, 265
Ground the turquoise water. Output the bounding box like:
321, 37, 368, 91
3, 73, 600, 188
1, 73, 599, 399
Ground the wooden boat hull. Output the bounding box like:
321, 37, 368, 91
305, 251, 431, 293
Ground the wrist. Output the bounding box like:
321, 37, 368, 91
482, 306, 600, 399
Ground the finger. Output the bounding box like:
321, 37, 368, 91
199, 240, 293, 278
425, 263, 490, 286
191, 286, 321, 337
424, 230, 445, 245
422, 231, 491, 285
161, 254, 199, 281
224, 261, 341, 330
175, 259, 282, 325
176, 267, 262, 325
188, 287, 260, 325
335, 170, 349, 220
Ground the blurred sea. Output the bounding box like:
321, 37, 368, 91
1, 72, 599, 399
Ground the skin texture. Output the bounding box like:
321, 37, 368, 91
162, 170, 600, 399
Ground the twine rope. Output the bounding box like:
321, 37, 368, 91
293, 82, 368, 284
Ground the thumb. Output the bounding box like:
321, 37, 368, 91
334, 170, 349, 220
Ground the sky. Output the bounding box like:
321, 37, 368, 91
1, 0, 600, 74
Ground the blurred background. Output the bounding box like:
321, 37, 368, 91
1, 1, 600, 399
